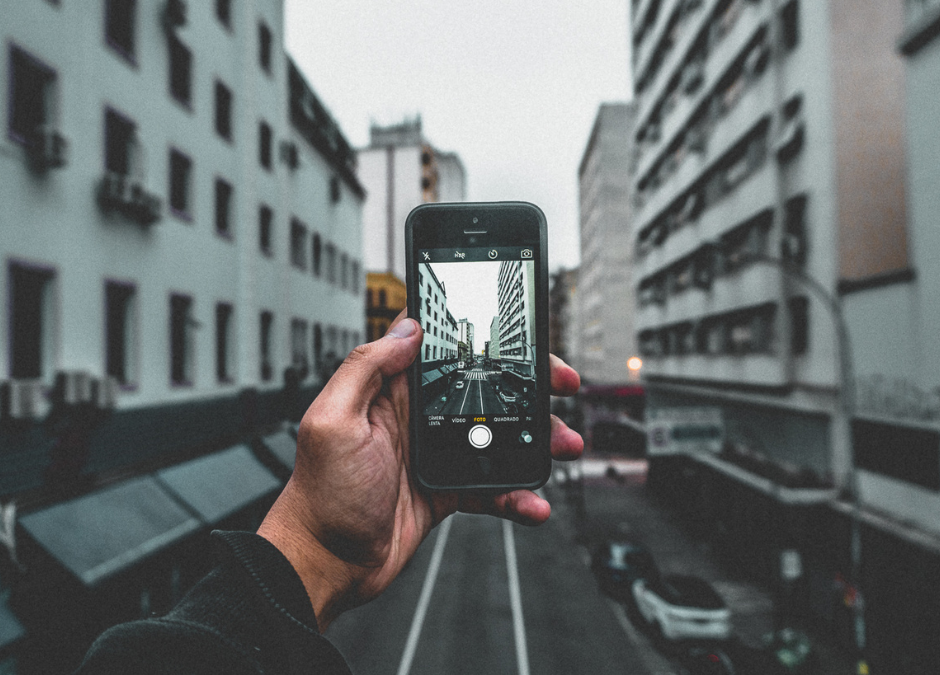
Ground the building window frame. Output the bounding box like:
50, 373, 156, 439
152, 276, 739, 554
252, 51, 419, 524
104, 279, 138, 388
258, 21, 273, 74
167, 34, 193, 108
216, 0, 233, 30
290, 218, 308, 270
104, 106, 137, 176
259, 120, 272, 170
168, 148, 193, 220
105, 0, 138, 64
259, 204, 274, 256
215, 177, 234, 238
260, 310, 273, 382
8, 261, 58, 383
7, 45, 58, 147
214, 80, 233, 141
169, 293, 196, 387
215, 302, 234, 383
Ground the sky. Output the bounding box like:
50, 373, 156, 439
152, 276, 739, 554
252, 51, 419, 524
284, 1, 633, 272
426, 260, 501, 353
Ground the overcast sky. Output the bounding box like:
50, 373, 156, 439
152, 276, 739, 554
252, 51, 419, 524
284, 1, 633, 271
426, 261, 501, 352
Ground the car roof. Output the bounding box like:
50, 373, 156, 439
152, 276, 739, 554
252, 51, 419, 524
654, 575, 726, 609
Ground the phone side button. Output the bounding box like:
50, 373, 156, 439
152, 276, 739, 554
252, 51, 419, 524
477, 456, 491, 476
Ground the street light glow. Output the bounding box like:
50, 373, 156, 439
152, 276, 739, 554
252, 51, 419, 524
627, 356, 643, 371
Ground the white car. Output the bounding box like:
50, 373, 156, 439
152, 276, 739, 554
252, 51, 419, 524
631, 575, 731, 642
455, 381, 465, 389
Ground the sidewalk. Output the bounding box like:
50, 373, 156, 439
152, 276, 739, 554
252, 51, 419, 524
545, 457, 853, 673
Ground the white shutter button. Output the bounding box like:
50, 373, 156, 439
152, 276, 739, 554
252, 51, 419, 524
469, 424, 492, 448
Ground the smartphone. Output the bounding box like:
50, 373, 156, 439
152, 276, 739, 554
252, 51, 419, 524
405, 201, 551, 492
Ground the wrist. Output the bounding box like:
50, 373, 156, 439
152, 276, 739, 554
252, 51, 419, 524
256, 487, 365, 630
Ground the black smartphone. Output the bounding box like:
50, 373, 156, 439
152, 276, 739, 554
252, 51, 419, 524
405, 201, 551, 492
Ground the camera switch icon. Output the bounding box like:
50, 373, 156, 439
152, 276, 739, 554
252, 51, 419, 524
520, 249, 533, 259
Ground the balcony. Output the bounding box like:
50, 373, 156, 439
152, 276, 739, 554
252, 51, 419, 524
698, 159, 774, 243
97, 172, 162, 225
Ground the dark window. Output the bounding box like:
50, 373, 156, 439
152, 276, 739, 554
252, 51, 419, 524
781, 1, 799, 50
106, 0, 137, 60
170, 294, 194, 385
105, 109, 135, 175
313, 323, 323, 367
788, 296, 809, 355
258, 21, 272, 73
260, 311, 273, 381
259, 121, 272, 169
169, 149, 192, 216
216, 0, 232, 28
340, 253, 349, 289
8, 47, 56, 143
259, 204, 273, 254
854, 419, 940, 491
330, 176, 340, 203
367, 289, 374, 307
378, 289, 387, 307
290, 219, 307, 269
291, 319, 309, 375
351, 261, 360, 294
214, 81, 233, 140
106, 282, 135, 384
312, 234, 322, 277
215, 179, 233, 235
326, 244, 336, 284
216, 303, 233, 382
9, 264, 54, 379
168, 35, 192, 105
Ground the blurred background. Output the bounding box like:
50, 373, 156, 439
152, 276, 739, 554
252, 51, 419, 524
2, 1, 939, 673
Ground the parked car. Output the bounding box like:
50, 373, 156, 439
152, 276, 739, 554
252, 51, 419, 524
455, 381, 465, 389
632, 575, 731, 642
590, 540, 658, 601
499, 391, 517, 404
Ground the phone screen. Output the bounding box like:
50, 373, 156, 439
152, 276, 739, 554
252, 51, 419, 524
415, 245, 543, 487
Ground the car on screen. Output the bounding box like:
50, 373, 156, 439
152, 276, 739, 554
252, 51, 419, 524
632, 574, 731, 642
455, 381, 465, 389
590, 539, 658, 601
499, 391, 517, 404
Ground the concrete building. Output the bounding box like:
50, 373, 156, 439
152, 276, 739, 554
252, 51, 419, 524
489, 315, 501, 360
578, 102, 637, 384
0, 1, 363, 672
457, 318, 474, 360
357, 117, 466, 281
497, 260, 535, 380
417, 264, 458, 364
631, 0, 938, 669
366, 271, 407, 342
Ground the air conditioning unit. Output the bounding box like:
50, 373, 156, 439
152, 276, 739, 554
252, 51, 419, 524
775, 117, 805, 163
58, 370, 94, 405
280, 141, 299, 170
128, 180, 162, 224
28, 126, 68, 170
93, 376, 119, 409
98, 172, 129, 208
8, 379, 48, 420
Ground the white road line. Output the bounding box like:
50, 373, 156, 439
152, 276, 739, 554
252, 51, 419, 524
396, 517, 453, 675
478, 378, 484, 413
503, 520, 530, 675
458, 378, 472, 414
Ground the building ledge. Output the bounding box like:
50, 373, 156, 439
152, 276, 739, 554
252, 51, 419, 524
836, 267, 916, 296
831, 498, 940, 556
899, 6, 940, 56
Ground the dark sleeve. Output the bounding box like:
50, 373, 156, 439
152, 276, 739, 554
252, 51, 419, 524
75, 531, 352, 675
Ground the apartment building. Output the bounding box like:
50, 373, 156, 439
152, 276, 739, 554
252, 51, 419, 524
497, 260, 535, 380
578, 102, 637, 385
631, 0, 934, 669
417, 263, 458, 364
0, 1, 364, 672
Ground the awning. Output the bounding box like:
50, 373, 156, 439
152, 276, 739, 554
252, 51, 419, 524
19, 477, 202, 587
157, 445, 281, 524
422, 369, 445, 386
0, 599, 25, 651
260, 431, 297, 470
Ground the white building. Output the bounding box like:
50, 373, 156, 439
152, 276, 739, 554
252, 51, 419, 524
357, 118, 466, 280
497, 260, 535, 378
489, 315, 501, 360
457, 318, 474, 359
417, 264, 458, 363
578, 102, 636, 384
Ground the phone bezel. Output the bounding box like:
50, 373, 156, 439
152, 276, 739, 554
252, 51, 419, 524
405, 201, 551, 492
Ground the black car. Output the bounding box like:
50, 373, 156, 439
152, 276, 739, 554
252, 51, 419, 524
590, 539, 658, 601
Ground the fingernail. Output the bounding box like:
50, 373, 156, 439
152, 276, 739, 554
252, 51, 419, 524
387, 319, 417, 338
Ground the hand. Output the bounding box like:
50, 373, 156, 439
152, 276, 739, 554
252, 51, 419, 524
257, 313, 582, 630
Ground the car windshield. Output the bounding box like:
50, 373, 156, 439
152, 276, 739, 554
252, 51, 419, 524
661, 576, 725, 610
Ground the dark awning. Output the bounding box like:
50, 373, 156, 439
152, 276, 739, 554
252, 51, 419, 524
260, 431, 297, 470
0, 599, 25, 651
422, 369, 445, 386
19, 477, 202, 586
157, 445, 281, 524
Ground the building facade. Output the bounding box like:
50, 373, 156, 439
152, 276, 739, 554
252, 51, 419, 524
631, 0, 940, 670
578, 102, 637, 385
497, 260, 535, 380
457, 318, 474, 361
357, 117, 466, 282
489, 315, 500, 360
365, 271, 407, 342
417, 263, 458, 364
0, 1, 363, 672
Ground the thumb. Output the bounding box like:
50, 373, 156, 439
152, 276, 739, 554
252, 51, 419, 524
320, 318, 423, 415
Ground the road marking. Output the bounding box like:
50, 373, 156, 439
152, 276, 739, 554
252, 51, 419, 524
396, 517, 453, 675
503, 520, 530, 675
605, 598, 676, 675
478, 378, 484, 413
458, 377, 472, 414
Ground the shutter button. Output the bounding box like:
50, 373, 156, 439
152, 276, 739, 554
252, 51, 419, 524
469, 424, 492, 448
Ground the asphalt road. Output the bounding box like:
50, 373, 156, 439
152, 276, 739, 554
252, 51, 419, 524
439, 367, 509, 416
325, 482, 672, 675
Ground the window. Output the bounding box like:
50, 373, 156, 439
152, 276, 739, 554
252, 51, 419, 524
325, 243, 337, 284
351, 261, 360, 294
260, 311, 273, 381
340, 253, 349, 289
169, 149, 192, 217
312, 234, 322, 277
169, 294, 194, 385
168, 35, 192, 105
259, 121, 272, 170
330, 176, 341, 203
9, 264, 56, 380
106, 0, 137, 60
378, 289, 387, 307
215, 179, 233, 235
216, 0, 232, 28
8, 47, 57, 144
290, 219, 307, 269
780, 1, 799, 50
788, 296, 809, 355
216, 303, 233, 382
105, 282, 136, 385
291, 319, 309, 376
105, 108, 136, 175
259, 204, 273, 255
313, 323, 323, 368
258, 21, 272, 73
214, 81, 233, 140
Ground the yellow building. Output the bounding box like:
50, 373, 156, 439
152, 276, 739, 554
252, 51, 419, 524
366, 272, 407, 341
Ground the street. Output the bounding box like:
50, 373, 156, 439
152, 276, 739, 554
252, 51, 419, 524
424, 365, 534, 417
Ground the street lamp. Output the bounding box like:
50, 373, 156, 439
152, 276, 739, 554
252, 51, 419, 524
737, 250, 865, 670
